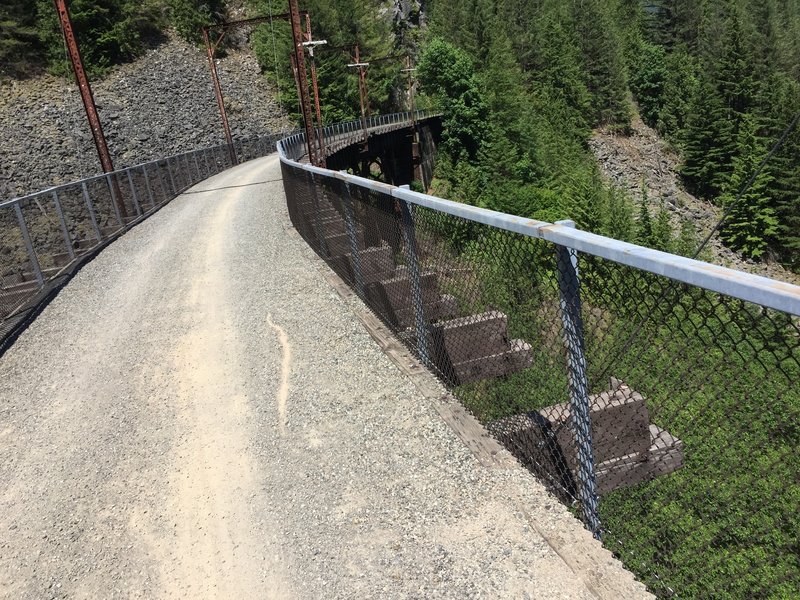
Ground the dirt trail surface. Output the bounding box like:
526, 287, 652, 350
0, 155, 651, 599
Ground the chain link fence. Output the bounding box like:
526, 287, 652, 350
0, 132, 289, 346
279, 118, 800, 598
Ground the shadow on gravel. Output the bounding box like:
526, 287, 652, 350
181, 179, 283, 195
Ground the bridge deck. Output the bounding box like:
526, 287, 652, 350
0, 155, 650, 599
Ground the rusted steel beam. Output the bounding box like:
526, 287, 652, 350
289, 53, 303, 116
53, 0, 127, 219
289, 0, 320, 165
202, 27, 237, 166
304, 15, 326, 165
205, 12, 306, 35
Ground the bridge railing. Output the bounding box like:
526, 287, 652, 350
279, 110, 438, 162
0, 131, 290, 344
277, 114, 800, 598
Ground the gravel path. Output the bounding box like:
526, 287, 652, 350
0, 155, 651, 599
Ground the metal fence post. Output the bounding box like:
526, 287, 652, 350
51, 190, 76, 262
126, 169, 142, 217
202, 147, 211, 177
554, 219, 601, 539
14, 203, 44, 287
142, 164, 155, 209
81, 182, 102, 243
398, 187, 430, 369
193, 151, 201, 182
340, 180, 364, 298
182, 152, 191, 187
106, 174, 124, 226
156, 161, 167, 203
166, 158, 177, 196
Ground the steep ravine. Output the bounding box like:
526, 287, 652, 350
0, 32, 292, 201
589, 113, 799, 285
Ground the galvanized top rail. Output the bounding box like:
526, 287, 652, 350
278, 113, 800, 316
0, 133, 279, 210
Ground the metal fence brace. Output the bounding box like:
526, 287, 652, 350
554, 220, 601, 539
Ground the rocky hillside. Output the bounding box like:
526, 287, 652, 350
0, 31, 291, 201
589, 113, 799, 285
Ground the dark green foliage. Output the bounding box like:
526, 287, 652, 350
655, 48, 697, 136
629, 0, 800, 266
166, 0, 226, 43
570, 0, 631, 128
35, 0, 160, 76
760, 72, 800, 268
719, 115, 779, 259
0, 1, 44, 77
679, 79, 735, 199
2, 1, 222, 77
417, 38, 488, 160
636, 185, 654, 245
629, 42, 668, 125
249, 0, 399, 125
651, 199, 674, 252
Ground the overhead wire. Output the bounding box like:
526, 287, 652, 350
588, 109, 800, 387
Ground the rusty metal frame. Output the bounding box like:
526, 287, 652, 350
53, 0, 127, 219
201, 6, 322, 167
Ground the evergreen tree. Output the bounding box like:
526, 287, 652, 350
719, 114, 779, 259
652, 198, 674, 252
656, 48, 698, 139
636, 183, 654, 245
570, 0, 631, 128
603, 185, 636, 242
680, 78, 735, 199
630, 41, 668, 126
714, 6, 759, 119
35, 0, 169, 76
675, 217, 698, 257
417, 38, 489, 161
528, 9, 592, 139
0, 1, 43, 78
757, 71, 800, 267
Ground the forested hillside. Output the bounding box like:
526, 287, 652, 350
0, 0, 226, 77
414, 0, 800, 271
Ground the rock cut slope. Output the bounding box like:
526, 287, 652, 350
589, 113, 799, 285
0, 32, 291, 201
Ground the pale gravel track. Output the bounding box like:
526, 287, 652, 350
0, 155, 651, 599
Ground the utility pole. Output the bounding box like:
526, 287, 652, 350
202, 27, 237, 166
402, 56, 422, 183
402, 56, 417, 127
288, 0, 320, 165
54, 0, 126, 218
347, 45, 370, 145
302, 14, 327, 165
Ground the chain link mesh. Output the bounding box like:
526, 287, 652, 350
281, 155, 800, 598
